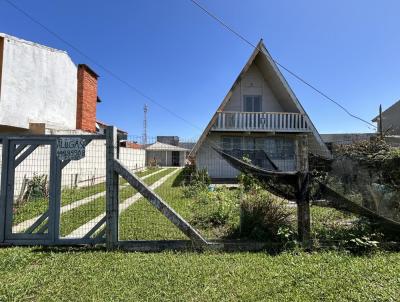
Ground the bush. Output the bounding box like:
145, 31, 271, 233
190, 187, 239, 230
237, 172, 262, 192
21, 174, 49, 204
181, 165, 211, 198
237, 186, 293, 241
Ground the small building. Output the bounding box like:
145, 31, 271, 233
372, 100, 400, 135
146, 142, 189, 167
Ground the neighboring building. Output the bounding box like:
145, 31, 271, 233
190, 39, 330, 180
157, 136, 179, 146
0, 33, 99, 134
146, 142, 189, 167
321, 133, 376, 150
372, 100, 400, 135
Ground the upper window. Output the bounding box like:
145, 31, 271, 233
243, 95, 262, 112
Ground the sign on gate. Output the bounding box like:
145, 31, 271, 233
56, 137, 86, 161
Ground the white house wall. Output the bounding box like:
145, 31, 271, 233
196, 133, 240, 179
0, 34, 77, 130
223, 64, 284, 113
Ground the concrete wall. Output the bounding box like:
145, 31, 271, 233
223, 64, 284, 113
196, 132, 297, 179
0, 141, 146, 196
0, 34, 77, 131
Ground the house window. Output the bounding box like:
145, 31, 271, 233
222, 136, 242, 150
264, 138, 295, 160
243, 95, 262, 112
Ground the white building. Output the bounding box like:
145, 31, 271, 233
0, 33, 99, 134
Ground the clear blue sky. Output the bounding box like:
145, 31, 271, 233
1, 0, 399, 139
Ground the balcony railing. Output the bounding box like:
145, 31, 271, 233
212, 112, 311, 132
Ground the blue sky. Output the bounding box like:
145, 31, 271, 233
1, 0, 399, 139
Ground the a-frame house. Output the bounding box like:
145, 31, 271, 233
190, 39, 331, 180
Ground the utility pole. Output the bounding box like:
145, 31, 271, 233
143, 104, 148, 145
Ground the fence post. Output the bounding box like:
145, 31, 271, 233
0, 138, 9, 243
106, 126, 119, 249
296, 134, 311, 249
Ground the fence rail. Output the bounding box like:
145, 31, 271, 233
212, 111, 311, 132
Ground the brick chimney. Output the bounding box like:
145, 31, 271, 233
76, 64, 98, 132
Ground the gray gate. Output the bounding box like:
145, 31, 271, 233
0, 134, 107, 246
0, 128, 213, 250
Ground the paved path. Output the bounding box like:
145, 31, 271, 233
12, 168, 166, 233
64, 168, 180, 238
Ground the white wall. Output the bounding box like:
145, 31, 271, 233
0, 34, 77, 130
196, 133, 240, 179
223, 64, 284, 113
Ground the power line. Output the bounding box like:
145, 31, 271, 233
189, 0, 376, 129
3, 0, 204, 132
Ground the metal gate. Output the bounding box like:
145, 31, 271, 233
0, 128, 212, 250
0, 134, 107, 246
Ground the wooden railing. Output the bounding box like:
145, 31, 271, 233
212, 112, 311, 132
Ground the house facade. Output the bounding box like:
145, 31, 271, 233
146, 141, 188, 167
190, 40, 330, 179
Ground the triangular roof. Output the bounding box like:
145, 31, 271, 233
146, 141, 189, 152
190, 39, 331, 158
372, 100, 400, 122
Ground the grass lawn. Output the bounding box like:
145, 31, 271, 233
0, 247, 399, 301
12, 167, 163, 225
3, 170, 400, 301
59, 168, 176, 236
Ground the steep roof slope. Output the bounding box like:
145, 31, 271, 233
190, 39, 331, 158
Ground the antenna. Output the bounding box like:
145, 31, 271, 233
143, 104, 148, 145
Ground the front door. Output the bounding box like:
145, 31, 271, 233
171, 151, 180, 166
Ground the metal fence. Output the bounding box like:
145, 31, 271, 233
0, 129, 399, 251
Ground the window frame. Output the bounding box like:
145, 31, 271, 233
243, 95, 262, 112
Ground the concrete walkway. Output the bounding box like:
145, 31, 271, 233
65, 168, 180, 238
12, 168, 166, 233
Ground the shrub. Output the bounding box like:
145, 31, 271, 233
190, 187, 239, 229
21, 174, 49, 204
180, 165, 211, 198
237, 172, 262, 192
237, 186, 293, 241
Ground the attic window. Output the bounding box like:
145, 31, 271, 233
244, 95, 262, 112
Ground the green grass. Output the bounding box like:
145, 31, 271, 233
0, 247, 399, 301
12, 167, 163, 226
119, 171, 190, 240
59, 168, 177, 237
12, 181, 107, 225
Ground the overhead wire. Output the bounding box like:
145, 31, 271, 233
189, 0, 377, 129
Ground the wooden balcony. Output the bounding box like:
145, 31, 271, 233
212, 112, 311, 132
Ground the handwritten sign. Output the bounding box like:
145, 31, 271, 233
56, 138, 86, 161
